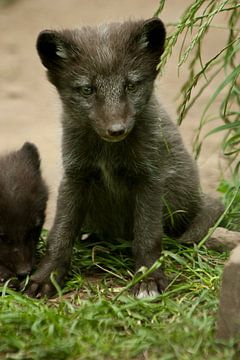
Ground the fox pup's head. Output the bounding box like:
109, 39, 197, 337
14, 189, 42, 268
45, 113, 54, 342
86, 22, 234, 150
37, 18, 165, 142
0, 143, 48, 286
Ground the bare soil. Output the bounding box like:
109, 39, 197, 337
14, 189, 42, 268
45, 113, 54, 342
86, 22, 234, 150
0, 0, 227, 228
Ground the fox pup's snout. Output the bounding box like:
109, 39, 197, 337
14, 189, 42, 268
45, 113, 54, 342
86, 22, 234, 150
103, 122, 128, 142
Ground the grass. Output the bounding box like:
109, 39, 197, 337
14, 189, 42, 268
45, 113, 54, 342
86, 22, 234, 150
218, 179, 240, 231
0, 233, 236, 360
1, 206, 240, 360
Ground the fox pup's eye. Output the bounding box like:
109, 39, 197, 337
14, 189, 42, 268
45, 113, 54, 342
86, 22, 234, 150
80, 85, 94, 97
126, 82, 138, 93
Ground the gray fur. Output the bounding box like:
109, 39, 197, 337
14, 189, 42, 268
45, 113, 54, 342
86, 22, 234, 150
27, 18, 224, 297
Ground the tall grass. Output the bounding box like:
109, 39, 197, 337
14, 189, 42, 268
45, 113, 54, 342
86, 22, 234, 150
155, 0, 240, 166
155, 0, 240, 229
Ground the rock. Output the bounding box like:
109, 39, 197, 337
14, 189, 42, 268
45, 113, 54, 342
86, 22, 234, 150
207, 227, 240, 252
216, 244, 240, 340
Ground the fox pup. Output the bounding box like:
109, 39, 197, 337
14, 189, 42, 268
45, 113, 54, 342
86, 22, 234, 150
0, 143, 48, 289
27, 18, 223, 298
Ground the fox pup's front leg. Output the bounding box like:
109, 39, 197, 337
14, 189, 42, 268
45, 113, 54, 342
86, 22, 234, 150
132, 183, 168, 298
26, 176, 88, 297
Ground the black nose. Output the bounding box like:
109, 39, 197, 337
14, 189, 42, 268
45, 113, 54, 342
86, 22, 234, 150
107, 124, 126, 137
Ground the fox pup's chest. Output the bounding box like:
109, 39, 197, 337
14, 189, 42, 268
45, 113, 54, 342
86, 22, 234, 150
97, 159, 118, 189
97, 159, 130, 192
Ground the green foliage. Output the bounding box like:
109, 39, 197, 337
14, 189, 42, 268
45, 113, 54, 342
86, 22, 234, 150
156, 0, 240, 172
156, 0, 240, 233
218, 179, 240, 231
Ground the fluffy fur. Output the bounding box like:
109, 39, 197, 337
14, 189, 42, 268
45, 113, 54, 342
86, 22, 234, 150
27, 18, 224, 297
0, 143, 48, 288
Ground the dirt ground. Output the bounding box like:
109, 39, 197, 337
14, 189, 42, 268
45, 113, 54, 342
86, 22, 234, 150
0, 0, 227, 228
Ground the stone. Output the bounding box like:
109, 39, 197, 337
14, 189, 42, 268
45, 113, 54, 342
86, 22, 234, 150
216, 244, 240, 340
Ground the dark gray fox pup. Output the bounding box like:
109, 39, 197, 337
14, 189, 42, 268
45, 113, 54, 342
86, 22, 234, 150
0, 142, 48, 289
27, 18, 223, 298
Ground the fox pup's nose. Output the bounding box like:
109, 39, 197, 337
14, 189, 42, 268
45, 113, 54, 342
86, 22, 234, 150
107, 124, 126, 138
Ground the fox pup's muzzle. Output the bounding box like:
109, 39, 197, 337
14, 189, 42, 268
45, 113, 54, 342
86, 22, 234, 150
104, 123, 128, 142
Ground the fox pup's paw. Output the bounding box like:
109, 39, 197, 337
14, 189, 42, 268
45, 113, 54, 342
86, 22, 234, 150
131, 271, 169, 299
25, 278, 56, 298
24, 268, 64, 298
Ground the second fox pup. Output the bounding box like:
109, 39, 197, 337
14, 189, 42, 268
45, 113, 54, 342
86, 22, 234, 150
27, 18, 223, 298
0, 143, 48, 289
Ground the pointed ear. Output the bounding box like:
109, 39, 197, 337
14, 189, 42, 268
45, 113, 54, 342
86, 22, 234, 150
137, 18, 166, 57
36, 30, 73, 69
21, 142, 40, 171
